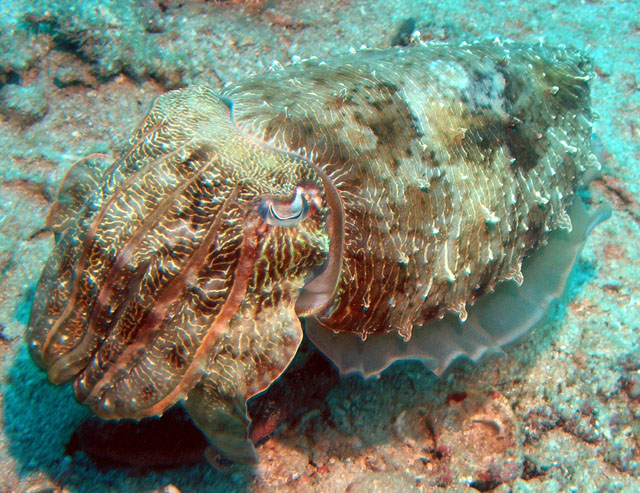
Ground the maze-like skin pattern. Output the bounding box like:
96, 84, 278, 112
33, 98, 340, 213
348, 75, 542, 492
226, 42, 594, 341
27, 41, 596, 464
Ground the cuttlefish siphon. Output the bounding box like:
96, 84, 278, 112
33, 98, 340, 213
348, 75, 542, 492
26, 40, 610, 465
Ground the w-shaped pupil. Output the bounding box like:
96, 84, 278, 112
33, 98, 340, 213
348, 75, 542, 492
262, 188, 309, 226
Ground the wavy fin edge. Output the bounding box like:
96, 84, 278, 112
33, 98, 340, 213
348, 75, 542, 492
306, 196, 611, 378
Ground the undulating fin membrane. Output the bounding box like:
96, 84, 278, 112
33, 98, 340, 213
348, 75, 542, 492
46, 153, 114, 242
306, 196, 611, 378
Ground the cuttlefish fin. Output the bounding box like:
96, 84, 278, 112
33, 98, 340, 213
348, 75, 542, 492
307, 195, 611, 378
183, 298, 304, 465
46, 153, 113, 242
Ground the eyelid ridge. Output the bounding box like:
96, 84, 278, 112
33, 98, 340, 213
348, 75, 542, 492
261, 188, 310, 226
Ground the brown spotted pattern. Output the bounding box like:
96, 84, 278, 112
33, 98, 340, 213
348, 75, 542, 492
225, 41, 594, 340
27, 42, 596, 464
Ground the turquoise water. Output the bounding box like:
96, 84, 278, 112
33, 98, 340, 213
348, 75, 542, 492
0, 1, 639, 491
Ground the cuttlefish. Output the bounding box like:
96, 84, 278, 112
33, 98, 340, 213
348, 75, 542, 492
26, 41, 610, 465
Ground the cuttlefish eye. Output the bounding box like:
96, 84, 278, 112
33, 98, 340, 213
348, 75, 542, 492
259, 187, 310, 227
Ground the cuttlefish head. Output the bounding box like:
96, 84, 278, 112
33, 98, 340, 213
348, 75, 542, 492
25, 86, 343, 465
182, 91, 345, 341
212, 128, 344, 323
174, 91, 345, 464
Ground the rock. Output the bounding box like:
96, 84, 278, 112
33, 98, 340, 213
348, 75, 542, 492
0, 84, 48, 127
53, 65, 97, 89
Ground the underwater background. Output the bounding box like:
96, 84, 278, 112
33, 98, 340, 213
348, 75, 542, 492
0, 0, 639, 491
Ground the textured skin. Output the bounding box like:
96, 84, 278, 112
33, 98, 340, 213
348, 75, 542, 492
225, 42, 594, 340
27, 41, 597, 464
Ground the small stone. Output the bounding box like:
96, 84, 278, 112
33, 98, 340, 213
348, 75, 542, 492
24, 479, 61, 493
154, 485, 181, 493
627, 372, 640, 400
346, 472, 420, 492
392, 408, 433, 450
236, 35, 255, 48
53, 66, 97, 89
0, 84, 48, 127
